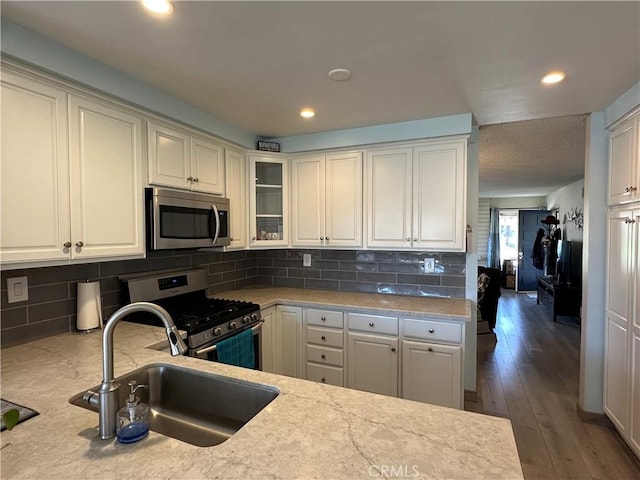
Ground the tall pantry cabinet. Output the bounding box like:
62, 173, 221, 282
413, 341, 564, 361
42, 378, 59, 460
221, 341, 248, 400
604, 111, 640, 459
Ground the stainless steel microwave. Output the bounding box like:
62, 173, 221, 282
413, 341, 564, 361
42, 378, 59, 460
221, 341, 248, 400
145, 187, 230, 250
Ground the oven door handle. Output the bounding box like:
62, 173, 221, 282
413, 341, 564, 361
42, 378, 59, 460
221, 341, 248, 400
211, 204, 221, 245
195, 321, 263, 356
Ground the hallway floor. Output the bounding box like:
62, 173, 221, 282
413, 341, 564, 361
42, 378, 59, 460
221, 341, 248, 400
465, 290, 640, 479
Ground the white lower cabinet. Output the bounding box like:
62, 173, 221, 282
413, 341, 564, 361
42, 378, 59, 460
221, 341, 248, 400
278, 305, 303, 378
260, 305, 303, 378
271, 305, 465, 409
347, 332, 398, 396
401, 316, 464, 409
402, 340, 462, 408
304, 308, 345, 387
347, 313, 399, 397
260, 307, 277, 373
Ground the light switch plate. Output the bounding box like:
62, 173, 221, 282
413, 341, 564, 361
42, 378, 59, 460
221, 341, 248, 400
423, 258, 435, 274
303, 253, 312, 267
7, 276, 28, 303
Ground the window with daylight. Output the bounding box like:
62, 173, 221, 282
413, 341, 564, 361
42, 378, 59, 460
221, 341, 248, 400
499, 210, 518, 264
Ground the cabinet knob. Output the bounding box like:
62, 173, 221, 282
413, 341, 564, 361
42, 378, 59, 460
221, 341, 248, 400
320, 236, 324, 241
428, 347, 434, 352
321, 335, 326, 341
391, 347, 396, 352
369, 322, 375, 327
321, 377, 326, 383
405, 237, 411, 242
413, 238, 418, 242
230, 237, 234, 241
428, 328, 435, 333
321, 354, 326, 360
193, 177, 199, 183
321, 316, 326, 322
252, 236, 256, 241
325, 237, 330, 241
630, 186, 637, 192
75, 241, 84, 248
187, 176, 193, 182
63, 241, 72, 248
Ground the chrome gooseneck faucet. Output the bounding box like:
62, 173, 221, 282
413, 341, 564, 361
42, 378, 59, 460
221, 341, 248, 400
95, 302, 187, 439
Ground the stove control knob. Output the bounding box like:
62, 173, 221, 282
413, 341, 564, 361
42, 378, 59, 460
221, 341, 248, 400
228, 321, 238, 330
213, 327, 222, 336
242, 315, 251, 324
250, 313, 259, 322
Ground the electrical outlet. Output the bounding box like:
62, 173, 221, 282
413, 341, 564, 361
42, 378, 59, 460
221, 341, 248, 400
423, 258, 435, 274
7, 276, 28, 303
303, 253, 312, 267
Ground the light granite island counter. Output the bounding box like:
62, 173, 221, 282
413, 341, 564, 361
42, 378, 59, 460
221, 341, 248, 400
1, 308, 522, 479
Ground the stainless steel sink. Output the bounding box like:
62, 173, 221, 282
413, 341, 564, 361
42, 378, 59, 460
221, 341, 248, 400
69, 363, 279, 447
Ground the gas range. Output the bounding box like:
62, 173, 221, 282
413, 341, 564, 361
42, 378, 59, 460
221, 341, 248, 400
121, 268, 261, 352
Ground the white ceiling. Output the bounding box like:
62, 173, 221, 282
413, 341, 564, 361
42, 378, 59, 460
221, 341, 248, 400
1, 1, 638, 197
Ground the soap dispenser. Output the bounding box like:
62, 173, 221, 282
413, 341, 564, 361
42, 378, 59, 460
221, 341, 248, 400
116, 380, 149, 444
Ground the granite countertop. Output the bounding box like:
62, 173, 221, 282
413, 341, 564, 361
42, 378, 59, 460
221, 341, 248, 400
0, 320, 522, 480
214, 287, 472, 321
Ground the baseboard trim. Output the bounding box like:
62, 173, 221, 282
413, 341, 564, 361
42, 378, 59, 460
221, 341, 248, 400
576, 405, 615, 428
464, 389, 478, 403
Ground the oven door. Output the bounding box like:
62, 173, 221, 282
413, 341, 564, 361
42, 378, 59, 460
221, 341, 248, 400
193, 322, 262, 370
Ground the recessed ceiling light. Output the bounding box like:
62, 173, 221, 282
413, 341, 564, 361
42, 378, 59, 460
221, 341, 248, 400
541, 71, 565, 85
300, 108, 316, 118
328, 68, 352, 81
142, 0, 173, 16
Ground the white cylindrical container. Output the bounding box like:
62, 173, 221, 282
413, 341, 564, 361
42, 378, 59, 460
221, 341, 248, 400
76, 280, 103, 331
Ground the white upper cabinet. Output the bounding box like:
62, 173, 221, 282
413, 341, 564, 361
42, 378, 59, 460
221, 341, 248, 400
412, 142, 466, 250
1, 71, 71, 263
148, 121, 225, 195
248, 153, 289, 248
224, 147, 247, 250
291, 151, 363, 247
608, 114, 640, 206
1, 69, 145, 264
68, 95, 144, 259
366, 147, 413, 249
366, 138, 467, 251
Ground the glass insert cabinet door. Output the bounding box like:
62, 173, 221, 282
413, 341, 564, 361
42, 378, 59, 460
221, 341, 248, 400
249, 155, 289, 246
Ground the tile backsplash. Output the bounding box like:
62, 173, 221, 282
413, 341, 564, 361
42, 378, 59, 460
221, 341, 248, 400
255, 249, 466, 298
1, 248, 465, 347
0, 249, 257, 348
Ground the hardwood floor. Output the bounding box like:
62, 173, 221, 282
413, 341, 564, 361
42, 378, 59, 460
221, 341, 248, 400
465, 290, 640, 480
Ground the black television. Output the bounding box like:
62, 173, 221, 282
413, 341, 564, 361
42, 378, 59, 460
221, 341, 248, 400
556, 240, 583, 286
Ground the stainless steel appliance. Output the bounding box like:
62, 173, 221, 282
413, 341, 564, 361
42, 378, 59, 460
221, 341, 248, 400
146, 187, 230, 250
121, 268, 262, 369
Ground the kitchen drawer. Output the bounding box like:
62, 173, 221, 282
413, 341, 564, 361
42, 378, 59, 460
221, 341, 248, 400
347, 312, 399, 336
306, 363, 344, 387
306, 326, 344, 348
403, 318, 462, 344
305, 308, 344, 329
306, 345, 344, 367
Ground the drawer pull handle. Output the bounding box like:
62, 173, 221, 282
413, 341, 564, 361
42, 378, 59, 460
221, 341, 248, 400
428, 347, 434, 352
321, 354, 326, 360
321, 316, 326, 321
321, 377, 326, 383
428, 328, 435, 334
391, 347, 396, 352
321, 336, 326, 341
369, 322, 375, 327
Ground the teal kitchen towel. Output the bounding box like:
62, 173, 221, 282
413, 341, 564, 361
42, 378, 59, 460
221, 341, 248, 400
216, 328, 255, 369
